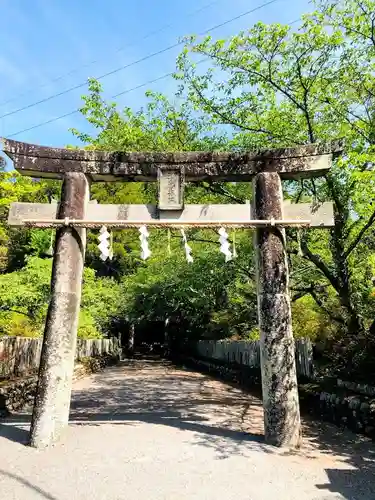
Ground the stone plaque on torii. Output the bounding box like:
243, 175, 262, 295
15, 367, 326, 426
2, 138, 343, 449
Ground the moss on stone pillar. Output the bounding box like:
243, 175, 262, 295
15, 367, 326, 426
29, 172, 89, 448
253, 172, 302, 448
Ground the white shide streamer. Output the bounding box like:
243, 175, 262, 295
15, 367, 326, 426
139, 225, 151, 260
109, 231, 114, 261
98, 226, 111, 261
180, 229, 193, 263
218, 227, 232, 262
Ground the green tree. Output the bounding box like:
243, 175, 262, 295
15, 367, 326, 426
0, 257, 121, 339
175, 0, 375, 348
0, 163, 60, 272
116, 235, 257, 348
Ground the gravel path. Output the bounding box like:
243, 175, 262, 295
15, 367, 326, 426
1, 359, 375, 500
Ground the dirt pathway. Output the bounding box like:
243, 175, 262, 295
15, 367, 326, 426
0, 359, 374, 499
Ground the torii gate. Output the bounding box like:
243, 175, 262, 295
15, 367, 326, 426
2, 138, 342, 449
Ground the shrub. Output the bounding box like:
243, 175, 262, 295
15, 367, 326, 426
292, 296, 337, 340
0, 312, 41, 338
77, 310, 102, 339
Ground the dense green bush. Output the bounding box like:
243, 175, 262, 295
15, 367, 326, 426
0, 257, 121, 339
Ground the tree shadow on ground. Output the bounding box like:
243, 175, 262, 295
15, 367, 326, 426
67, 359, 268, 459
1, 359, 375, 499
297, 418, 375, 499
0, 420, 29, 444
0, 469, 58, 500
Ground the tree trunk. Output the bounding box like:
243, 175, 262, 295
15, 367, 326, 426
331, 207, 363, 335
128, 324, 135, 356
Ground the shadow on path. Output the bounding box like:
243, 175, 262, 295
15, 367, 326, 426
1, 359, 375, 499
0, 469, 58, 500
68, 359, 268, 458
0, 418, 30, 445
299, 418, 375, 499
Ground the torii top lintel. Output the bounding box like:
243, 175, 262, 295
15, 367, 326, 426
1, 138, 344, 182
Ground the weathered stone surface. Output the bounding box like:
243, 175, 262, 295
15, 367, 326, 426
337, 378, 375, 397
180, 355, 375, 441
158, 167, 184, 210
2, 138, 344, 162
253, 172, 301, 448
0, 355, 119, 417
29, 172, 89, 449
8, 202, 335, 227
0, 376, 38, 414
2, 138, 343, 181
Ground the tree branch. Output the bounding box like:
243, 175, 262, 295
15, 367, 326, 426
344, 207, 375, 259
300, 237, 341, 292
291, 290, 310, 302
324, 96, 372, 143
0, 306, 35, 319
190, 79, 294, 142
309, 287, 345, 324
290, 283, 345, 323
189, 50, 305, 144
294, 53, 316, 143
199, 181, 245, 204
295, 180, 306, 203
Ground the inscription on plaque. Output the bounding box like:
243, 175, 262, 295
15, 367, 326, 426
158, 167, 183, 210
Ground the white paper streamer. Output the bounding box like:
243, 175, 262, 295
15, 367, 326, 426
98, 226, 111, 261
139, 225, 151, 260
46, 231, 54, 257
180, 229, 193, 263
218, 227, 232, 262
108, 231, 114, 261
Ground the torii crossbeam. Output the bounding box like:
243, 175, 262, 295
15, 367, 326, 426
2, 138, 343, 450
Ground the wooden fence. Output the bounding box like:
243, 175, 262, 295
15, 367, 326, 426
0, 337, 120, 378
195, 338, 313, 378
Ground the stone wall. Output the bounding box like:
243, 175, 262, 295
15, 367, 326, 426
299, 383, 375, 440
0, 375, 37, 416
0, 353, 118, 417
180, 355, 375, 440
337, 378, 375, 397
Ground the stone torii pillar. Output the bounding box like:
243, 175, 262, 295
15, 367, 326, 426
29, 173, 89, 448
2, 138, 342, 449
253, 172, 300, 446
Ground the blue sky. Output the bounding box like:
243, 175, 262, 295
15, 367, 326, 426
0, 0, 312, 150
